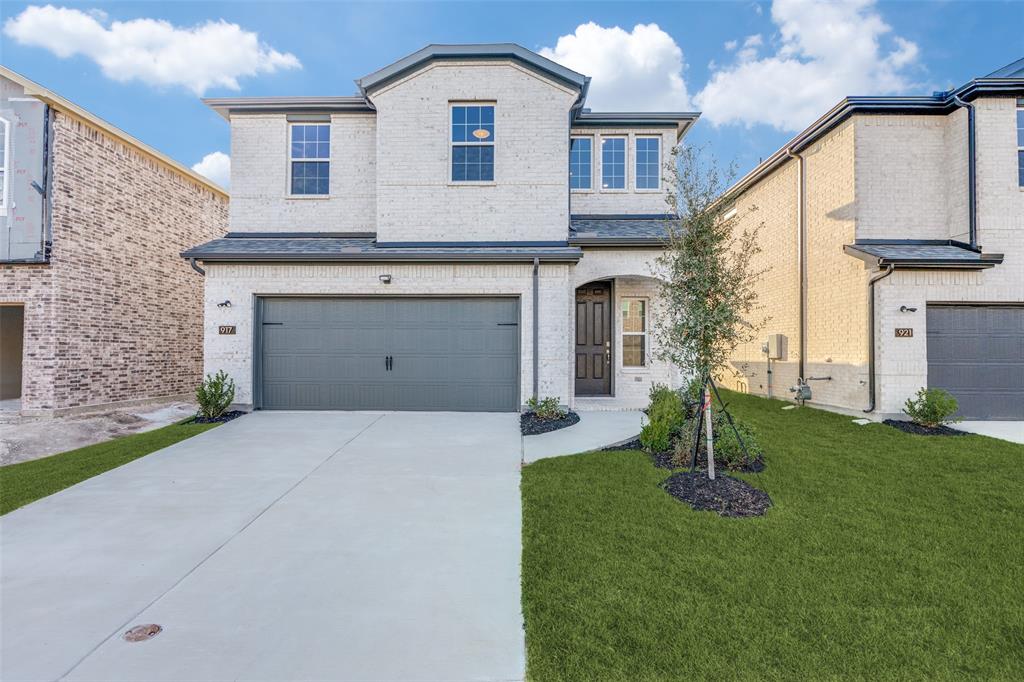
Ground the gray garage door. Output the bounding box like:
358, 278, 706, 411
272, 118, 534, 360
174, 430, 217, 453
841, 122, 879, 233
927, 305, 1024, 420
258, 297, 519, 411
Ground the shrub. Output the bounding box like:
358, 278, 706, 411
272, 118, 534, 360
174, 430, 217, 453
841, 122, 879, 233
527, 396, 566, 421
196, 370, 235, 419
640, 384, 685, 452
672, 411, 764, 471
903, 387, 960, 428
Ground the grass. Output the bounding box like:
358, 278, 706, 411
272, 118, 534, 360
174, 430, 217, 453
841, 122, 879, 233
0, 419, 219, 515
521, 392, 1024, 681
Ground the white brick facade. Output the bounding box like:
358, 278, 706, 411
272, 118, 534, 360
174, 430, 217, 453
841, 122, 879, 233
568, 128, 675, 215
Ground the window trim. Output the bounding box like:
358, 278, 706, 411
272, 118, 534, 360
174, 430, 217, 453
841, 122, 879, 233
287, 122, 331, 198
1016, 98, 1023, 189
599, 135, 628, 193
634, 135, 662, 192
449, 102, 496, 186
569, 135, 594, 192
0, 117, 9, 216
620, 297, 648, 369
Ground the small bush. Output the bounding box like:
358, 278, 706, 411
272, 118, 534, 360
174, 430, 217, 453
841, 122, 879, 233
673, 411, 764, 471
903, 387, 960, 428
196, 370, 235, 419
640, 384, 685, 452
527, 396, 566, 421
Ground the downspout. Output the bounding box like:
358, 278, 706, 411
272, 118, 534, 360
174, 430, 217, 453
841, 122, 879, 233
189, 258, 206, 276
786, 148, 807, 384
532, 257, 540, 403
863, 263, 895, 413
951, 95, 977, 249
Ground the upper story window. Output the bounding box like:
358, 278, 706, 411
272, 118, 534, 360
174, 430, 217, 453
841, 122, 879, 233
601, 137, 626, 190
0, 117, 8, 213
451, 104, 494, 182
569, 137, 592, 190
1017, 98, 1023, 187
290, 123, 330, 195
635, 137, 661, 190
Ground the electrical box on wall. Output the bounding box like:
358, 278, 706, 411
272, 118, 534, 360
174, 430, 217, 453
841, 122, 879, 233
766, 334, 787, 360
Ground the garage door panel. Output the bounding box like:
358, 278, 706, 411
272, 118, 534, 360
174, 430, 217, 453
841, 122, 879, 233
260, 298, 518, 411
927, 305, 1024, 420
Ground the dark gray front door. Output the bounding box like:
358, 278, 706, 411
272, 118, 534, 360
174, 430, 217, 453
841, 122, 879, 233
926, 305, 1024, 420
259, 297, 519, 411
575, 282, 612, 396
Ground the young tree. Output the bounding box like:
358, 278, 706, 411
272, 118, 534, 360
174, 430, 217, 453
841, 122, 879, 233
653, 145, 767, 479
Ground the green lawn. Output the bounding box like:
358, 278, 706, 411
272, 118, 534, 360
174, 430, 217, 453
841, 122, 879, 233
0, 419, 219, 515
522, 392, 1024, 681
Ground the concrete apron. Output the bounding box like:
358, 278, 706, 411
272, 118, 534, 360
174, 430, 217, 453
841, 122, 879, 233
1, 411, 524, 682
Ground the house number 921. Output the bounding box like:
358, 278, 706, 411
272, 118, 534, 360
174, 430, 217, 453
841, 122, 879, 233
895, 328, 913, 338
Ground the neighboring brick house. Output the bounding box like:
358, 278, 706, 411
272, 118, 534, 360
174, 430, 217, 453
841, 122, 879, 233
185, 44, 697, 411
0, 66, 228, 415
719, 58, 1024, 420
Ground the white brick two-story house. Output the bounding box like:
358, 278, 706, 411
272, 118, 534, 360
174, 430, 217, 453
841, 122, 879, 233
185, 44, 697, 411
720, 58, 1024, 421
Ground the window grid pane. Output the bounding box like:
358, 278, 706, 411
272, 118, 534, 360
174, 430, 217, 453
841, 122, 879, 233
1017, 109, 1024, 147
622, 336, 646, 368
621, 299, 647, 367
451, 105, 495, 182
1018, 150, 1024, 187
636, 138, 660, 189
602, 138, 625, 189
290, 124, 330, 195
622, 299, 646, 333
570, 138, 592, 189
291, 161, 330, 195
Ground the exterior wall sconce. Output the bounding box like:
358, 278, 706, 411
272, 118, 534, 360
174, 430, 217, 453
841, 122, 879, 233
899, 306, 917, 313
217, 300, 232, 308
379, 274, 392, 284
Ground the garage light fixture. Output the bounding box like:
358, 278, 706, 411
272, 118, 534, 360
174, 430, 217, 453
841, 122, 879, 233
217, 300, 232, 308
899, 306, 917, 313
379, 274, 392, 284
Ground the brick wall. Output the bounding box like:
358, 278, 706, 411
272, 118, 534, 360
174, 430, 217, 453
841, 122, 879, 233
228, 113, 377, 232
203, 262, 572, 408
568, 128, 675, 215
0, 112, 228, 413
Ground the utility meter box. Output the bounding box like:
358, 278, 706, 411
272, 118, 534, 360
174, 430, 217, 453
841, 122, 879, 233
766, 334, 787, 360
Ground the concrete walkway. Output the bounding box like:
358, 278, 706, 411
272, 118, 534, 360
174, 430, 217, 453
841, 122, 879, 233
958, 421, 1024, 444
1, 412, 524, 682
523, 410, 644, 463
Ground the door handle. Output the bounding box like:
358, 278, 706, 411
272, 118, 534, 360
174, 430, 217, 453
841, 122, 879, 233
385, 355, 391, 371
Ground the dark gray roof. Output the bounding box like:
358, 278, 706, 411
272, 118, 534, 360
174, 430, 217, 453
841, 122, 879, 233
986, 57, 1024, 79
569, 215, 676, 246
844, 241, 1004, 269
183, 234, 582, 263
357, 43, 589, 96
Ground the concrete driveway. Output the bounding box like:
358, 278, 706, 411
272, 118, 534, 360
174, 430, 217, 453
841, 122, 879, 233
1, 412, 524, 682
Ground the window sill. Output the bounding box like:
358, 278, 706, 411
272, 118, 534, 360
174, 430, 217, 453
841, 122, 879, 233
285, 194, 331, 200
634, 188, 663, 194
571, 188, 594, 194
448, 181, 497, 187
599, 187, 629, 194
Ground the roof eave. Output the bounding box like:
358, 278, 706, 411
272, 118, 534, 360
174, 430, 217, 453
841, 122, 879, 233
842, 245, 1004, 270
180, 251, 583, 264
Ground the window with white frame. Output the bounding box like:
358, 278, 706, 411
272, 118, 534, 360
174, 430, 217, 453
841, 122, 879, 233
635, 136, 661, 190
601, 136, 626, 189
569, 136, 592, 190
1017, 97, 1023, 187
451, 104, 494, 182
289, 123, 330, 195
621, 298, 647, 367
0, 117, 8, 213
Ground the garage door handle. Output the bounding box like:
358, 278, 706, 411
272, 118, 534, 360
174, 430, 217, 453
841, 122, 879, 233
262, 322, 283, 326
497, 322, 518, 326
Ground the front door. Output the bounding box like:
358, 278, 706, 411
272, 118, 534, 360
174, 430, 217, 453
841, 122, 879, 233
575, 282, 612, 396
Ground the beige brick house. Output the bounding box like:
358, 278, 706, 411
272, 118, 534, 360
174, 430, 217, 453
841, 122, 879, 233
186, 44, 697, 411
719, 58, 1024, 420
0, 67, 228, 415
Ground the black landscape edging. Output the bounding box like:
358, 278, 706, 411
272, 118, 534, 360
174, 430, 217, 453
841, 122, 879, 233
190, 410, 247, 425
521, 411, 581, 436
883, 419, 968, 437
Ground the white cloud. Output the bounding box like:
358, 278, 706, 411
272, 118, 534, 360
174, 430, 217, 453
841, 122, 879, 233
541, 22, 692, 111
695, 0, 921, 131
3, 5, 301, 95
192, 151, 230, 187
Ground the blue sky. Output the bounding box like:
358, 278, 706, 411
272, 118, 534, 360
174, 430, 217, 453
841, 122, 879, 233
2, 1, 1022, 188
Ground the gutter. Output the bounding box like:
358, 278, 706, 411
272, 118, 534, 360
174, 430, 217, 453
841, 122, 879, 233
532, 257, 539, 403
787, 148, 808, 384
179, 252, 583, 264
952, 95, 978, 249
864, 264, 895, 413
189, 258, 206, 276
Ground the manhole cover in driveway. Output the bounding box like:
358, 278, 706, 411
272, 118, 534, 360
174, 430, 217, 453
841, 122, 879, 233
123, 624, 162, 642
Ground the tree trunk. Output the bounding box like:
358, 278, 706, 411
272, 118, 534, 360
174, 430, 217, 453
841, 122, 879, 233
704, 385, 715, 480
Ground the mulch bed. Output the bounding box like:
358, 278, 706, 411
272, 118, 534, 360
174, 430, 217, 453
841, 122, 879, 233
661, 471, 772, 517
883, 419, 968, 437
600, 436, 643, 452
190, 410, 246, 425
521, 411, 580, 436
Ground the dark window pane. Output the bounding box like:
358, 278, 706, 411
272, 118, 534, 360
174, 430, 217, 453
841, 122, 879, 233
622, 336, 646, 367
453, 146, 467, 163
480, 146, 494, 163
466, 162, 481, 181
480, 163, 494, 182
481, 106, 494, 124
453, 106, 466, 124
452, 162, 467, 181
